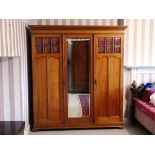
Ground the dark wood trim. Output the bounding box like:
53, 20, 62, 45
33, 122, 124, 131
26, 27, 34, 129
28, 25, 127, 31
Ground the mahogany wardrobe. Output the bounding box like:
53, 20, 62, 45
28, 25, 127, 131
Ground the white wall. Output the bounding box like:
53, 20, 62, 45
32, 19, 118, 25
124, 19, 155, 66
0, 57, 22, 120
0, 19, 29, 131
124, 19, 155, 118
0, 19, 24, 57
124, 19, 155, 89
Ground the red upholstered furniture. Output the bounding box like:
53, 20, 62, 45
135, 99, 155, 134
130, 84, 155, 134
135, 99, 155, 121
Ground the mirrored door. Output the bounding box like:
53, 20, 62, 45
66, 38, 91, 118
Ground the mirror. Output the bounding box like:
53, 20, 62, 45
67, 39, 90, 118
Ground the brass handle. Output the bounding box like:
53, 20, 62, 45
94, 80, 97, 85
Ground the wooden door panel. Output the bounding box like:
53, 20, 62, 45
47, 57, 62, 123
33, 35, 63, 125
96, 57, 108, 117
94, 34, 123, 125
108, 57, 120, 116
95, 116, 120, 124
35, 57, 47, 120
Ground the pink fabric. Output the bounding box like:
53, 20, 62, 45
135, 108, 155, 134
135, 99, 155, 121
142, 90, 154, 102
78, 95, 89, 117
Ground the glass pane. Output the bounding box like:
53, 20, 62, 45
105, 38, 113, 45
105, 46, 113, 53
51, 37, 59, 53
35, 37, 60, 54
67, 39, 90, 118
114, 45, 121, 53
98, 38, 105, 46
44, 37, 51, 53
35, 37, 43, 53
98, 47, 105, 53
114, 37, 121, 45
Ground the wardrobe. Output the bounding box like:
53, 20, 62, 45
28, 25, 127, 131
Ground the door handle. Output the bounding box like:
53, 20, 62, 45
94, 80, 97, 85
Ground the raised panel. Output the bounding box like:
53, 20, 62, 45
96, 57, 108, 117
47, 57, 62, 123
108, 57, 121, 116
35, 57, 47, 120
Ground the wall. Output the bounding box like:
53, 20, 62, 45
0, 57, 22, 121
0, 19, 29, 132
30, 19, 118, 25
124, 19, 155, 66
124, 19, 155, 89
0, 19, 23, 57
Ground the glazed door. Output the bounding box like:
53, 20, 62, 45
94, 34, 123, 125
33, 35, 63, 125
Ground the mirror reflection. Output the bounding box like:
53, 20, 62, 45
67, 39, 90, 118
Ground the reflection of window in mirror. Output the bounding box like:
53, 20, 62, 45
67, 39, 90, 118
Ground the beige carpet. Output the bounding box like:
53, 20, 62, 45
30, 120, 151, 135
